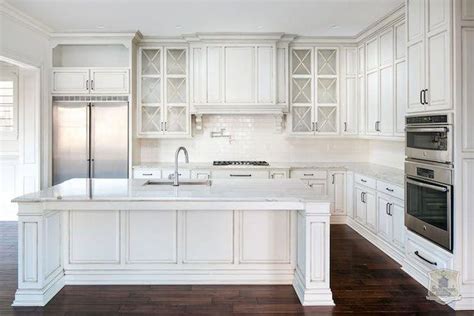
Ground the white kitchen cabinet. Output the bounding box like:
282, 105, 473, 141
391, 199, 405, 251
379, 66, 394, 135
191, 170, 211, 179
377, 194, 392, 242
365, 190, 377, 233
52, 68, 129, 94
407, 0, 452, 113
190, 43, 283, 113
138, 47, 190, 138
133, 168, 161, 179
290, 47, 339, 135
342, 48, 358, 135
346, 172, 354, 218
90, 69, 129, 94
366, 71, 379, 134
366, 38, 379, 72
328, 171, 346, 215
52, 68, 90, 94
162, 168, 191, 180
211, 169, 269, 179
308, 179, 328, 195
357, 45, 366, 135
270, 169, 289, 179
355, 184, 376, 232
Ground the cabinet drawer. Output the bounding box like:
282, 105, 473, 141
377, 180, 404, 200
406, 231, 453, 273
270, 169, 289, 179
191, 170, 211, 179
290, 170, 327, 180
212, 170, 269, 179
162, 168, 191, 179
354, 173, 377, 189
133, 168, 161, 179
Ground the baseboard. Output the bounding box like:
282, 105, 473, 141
292, 271, 334, 306
330, 215, 348, 224
12, 273, 65, 307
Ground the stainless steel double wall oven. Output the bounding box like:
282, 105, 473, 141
405, 114, 453, 251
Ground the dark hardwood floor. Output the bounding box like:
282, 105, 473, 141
0, 221, 471, 315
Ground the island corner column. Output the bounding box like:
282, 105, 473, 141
12, 203, 65, 307
293, 201, 334, 306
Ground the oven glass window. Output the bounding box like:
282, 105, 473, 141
406, 178, 449, 230
407, 131, 447, 150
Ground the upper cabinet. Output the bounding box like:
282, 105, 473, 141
341, 47, 358, 135
190, 37, 290, 114
52, 68, 130, 94
289, 47, 339, 135
137, 47, 190, 138
358, 12, 406, 139
407, 0, 452, 113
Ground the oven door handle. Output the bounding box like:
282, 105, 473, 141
405, 127, 449, 133
406, 178, 449, 193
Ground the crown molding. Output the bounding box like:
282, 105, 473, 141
0, 0, 52, 35
355, 3, 405, 42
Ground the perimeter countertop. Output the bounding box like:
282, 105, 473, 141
134, 162, 405, 186
13, 178, 330, 203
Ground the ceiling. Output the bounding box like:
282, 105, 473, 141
8, 0, 404, 37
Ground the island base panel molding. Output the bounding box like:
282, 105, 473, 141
13, 201, 332, 307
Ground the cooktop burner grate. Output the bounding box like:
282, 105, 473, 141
213, 161, 269, 166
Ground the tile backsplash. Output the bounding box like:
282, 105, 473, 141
138, 115, 374, 163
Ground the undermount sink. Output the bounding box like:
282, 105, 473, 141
143, 179, 212, 186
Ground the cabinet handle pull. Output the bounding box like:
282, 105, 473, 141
86, 80, 89, 90
142, 173, 153, 176
423, 89, 428, 105
344, 122, 347, 132
315, 122, 319, 132
304, 173, 314, 177
164, 122, 167, 131
420, 90, 423, 105
389, 203, 393, 216
311, 122, 315, 131
91, 80, 94, 90
332, 174, 335, 184
160, 122, 164, 131
386, 187, 394, 192
230, 174, 252, 177
361, 179, 367, 183
414, 251, 437, 266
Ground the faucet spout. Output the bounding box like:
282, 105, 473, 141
173, 147, 189, 186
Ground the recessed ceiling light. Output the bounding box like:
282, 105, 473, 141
257, 26, 264, 30
97, 25, 105, 29
175, 25, 182, 29
329, 24, 339, 29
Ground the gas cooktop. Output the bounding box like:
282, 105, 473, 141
213, 161, 270, 166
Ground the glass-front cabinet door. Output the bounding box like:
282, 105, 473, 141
138, 47, 189, 137
290, 47, 339, 135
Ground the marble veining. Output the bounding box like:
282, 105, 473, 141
13, 178, 328, 203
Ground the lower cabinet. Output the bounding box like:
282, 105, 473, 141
328, 171, 346, 215
345, 172, 354, 218
354, 185, 377, 232
308, 180, 327, 195
377, 194, 405, 252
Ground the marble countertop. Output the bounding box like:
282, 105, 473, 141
134, 162, 404, 186
13, 178, 329, 203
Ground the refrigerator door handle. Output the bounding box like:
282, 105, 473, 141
87, 103, 92, 178
90, 103, 95, 178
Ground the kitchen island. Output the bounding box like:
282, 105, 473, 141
12, 178, 332, 307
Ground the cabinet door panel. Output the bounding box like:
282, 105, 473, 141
463, 29, 474, 151
427, 31, 450, 110
309, 180, 327, 195
365, 191, 377, 233
407, 41, 425, 112
366, 38, 379, 71
225, 47, 255, 103
257, 46, 273, 104
240, 211, 290, 263
207, 47, 223, 103
395, 23, 406, 60
329, 172, 346, 215
184, 211, 234, 263
366, 71, 379, 134
52, 69, 89, 94
358, 76, 366, 134
91, 69, 129, 94
407, 0, 425, 42
377, 195, 392, 242
427, 0, 449, 33
380, 66, 394, 135
391, 200, 405, 251
395, 61, 407, 135
344, 77, 357, 134
355, 187, 366, 225
126, 211, 177, 263
380, 29, 394, 66
346, 173, 354, 218
291, 106, 313, 133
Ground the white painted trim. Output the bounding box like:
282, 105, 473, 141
0, 1, 52, 35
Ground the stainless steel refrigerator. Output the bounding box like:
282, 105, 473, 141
53, 101, 128, 185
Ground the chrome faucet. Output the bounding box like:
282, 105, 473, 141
173, 146, 189, 186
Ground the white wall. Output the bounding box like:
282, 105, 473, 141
368, 140, 405, 170
0, 3, 49, 220
139, 115, 371, 163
